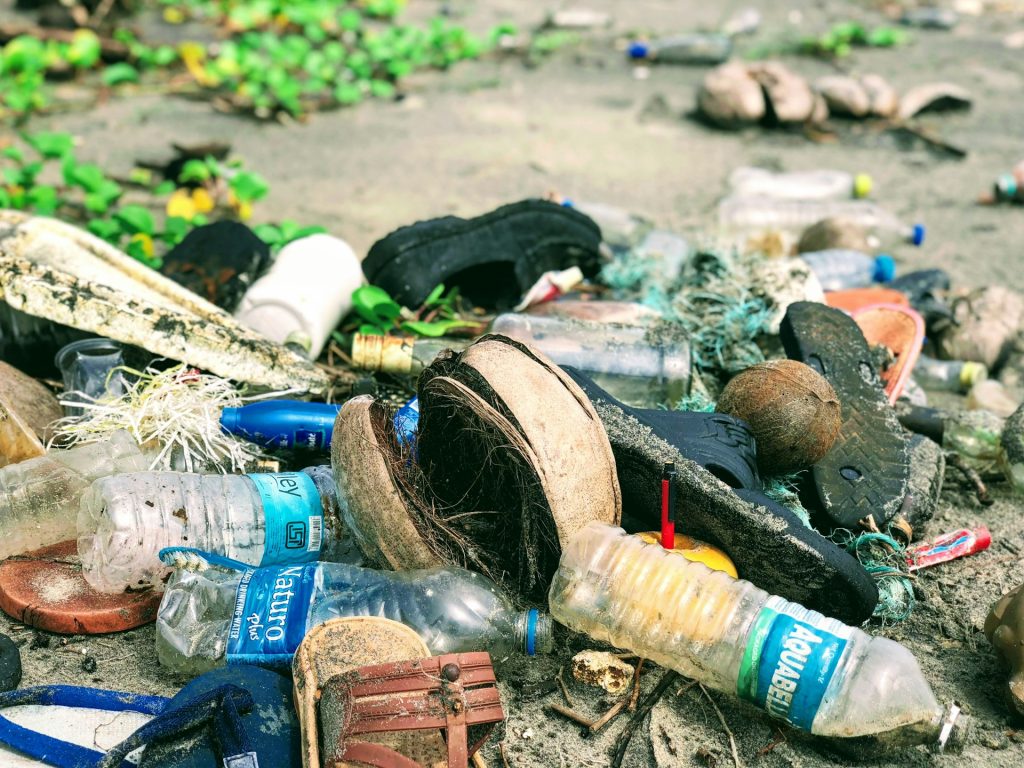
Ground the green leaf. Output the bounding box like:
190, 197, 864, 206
358, 324, 386, 336
401, 319, 474, 337
253, 223, 284, 246
26, 184, 58, 214
178, 159, 212, 184
334, 82, 363, 105
102, 62, 140, 86
229, 171, 269, 203
87, 218, 122, 240
352, 285, 402, 326
162, 215, 190, 244
24, 131, 74, 159
153, 180, 177, 195
1, 146, 24, 162
65, 161, 106, 192
370, 79, 395, 99
67, 30, 102, 68
114, 205, 156, 235
423, 283, 446, 307
0, 189, 10, 208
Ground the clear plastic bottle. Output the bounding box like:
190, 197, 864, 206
628, 34, 732, 65
489, 313, 691, 407
156, 556, 553, 674
799, 249, 896, 291
728, 167, 872, 201
78, 466, 360, 593
0, 432, 147, 560
350, 334, 469, 376
718, 196, 925, 247
549, 524, 963, 748
914, 356, 987, 393
897, 403, 1004, 473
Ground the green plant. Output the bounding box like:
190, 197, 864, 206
350, 283, 483, 338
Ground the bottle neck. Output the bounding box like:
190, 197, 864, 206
513, 609, 554, 656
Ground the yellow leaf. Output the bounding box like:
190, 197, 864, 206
130, 233, 155, 258
179, 42, 214, 86
166, 188, 197, 220
191, 188, 215, 214
237, 200, 253, 221
163, 7, 186, 24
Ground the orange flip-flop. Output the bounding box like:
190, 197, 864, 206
0, 540, 162, 634
826, 288, 909, 313
850, 303, 925, 404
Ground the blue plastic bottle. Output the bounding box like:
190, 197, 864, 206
220, 400, 342, 452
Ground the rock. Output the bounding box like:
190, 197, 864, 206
570, 650, 635, 695
815, 75, 870, 118
697, 61, 766, 128
936, 286, 1024, 369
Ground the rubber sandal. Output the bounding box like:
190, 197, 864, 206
850, 303, 925, 404
0, 541, 162, 635
887, 268, 953, 329
362, 199, 602, 310
560, 368, 878, 624
780, 301, 911, 532
824, 287, 909, 313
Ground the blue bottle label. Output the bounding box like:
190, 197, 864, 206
737, 598, 850, 731
248, 473, 324, 566
226, 563, 319, 667
294, 429, 326, 451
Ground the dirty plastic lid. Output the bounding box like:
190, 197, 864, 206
960, 361, 988, 389
852, 173, 873, 199
627, 42, 650, 59
873, 254, 896, 283
910, 224, 926, 246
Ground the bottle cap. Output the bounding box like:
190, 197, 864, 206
627, 42, 650, 59
852, 173, 873, 198
910, 224, 926, 246
350, 334, 415, 374
220, 407, 240, 433
522, 609, 554, 656
873, 254, 896, 283
959, 361, 988, 389
996, 174, 1018, 200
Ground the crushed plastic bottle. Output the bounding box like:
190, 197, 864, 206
155, 552, 553, 674
78, 466, 359, 593
914, 356, 987, 393
799, 250, 896, 291
718, 196, 925, 247
628, 34, 732, 65
220, 400, 342, 452
549, 524, 965, 749
0, 432, 147, 560
489, 312, 691, 407
728, 167, 872, 200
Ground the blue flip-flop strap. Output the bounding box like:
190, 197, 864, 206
211, 692, 258, 768
98, 685, 255, 768
0, 685, 168, 768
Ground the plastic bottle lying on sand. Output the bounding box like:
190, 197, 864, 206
78, 466, 359, 593
728, 167, 872, 200
798, 249, 895, 291
913, 356, 987, 393
0, 432, 147, 560
628, 34, 732, 65
155, 551, 553, 674
718, 197, 925, 246
350, 334, 470, 376
549, 524, 965, 749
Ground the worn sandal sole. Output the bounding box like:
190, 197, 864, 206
564, 369, 878, 624
780, 301, 910, 531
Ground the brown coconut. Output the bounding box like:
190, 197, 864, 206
815, 75, 870, 118
716, 359, 842, 474
861, 74, 899, 118
748, 61, 815, 124
697, 61, 766, 128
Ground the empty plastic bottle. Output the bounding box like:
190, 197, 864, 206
155, 552, 553, 674
914, 356, 987, 393
718, 197, 925, 246
0, 432, 147, 560
351, 334, 469, 376
728, 167, 872, 201
549, 524, 965, 749
489, 313, 691, 407
628, 34, 732, 65
900, 7, 958, 29
799, 250, 896, 291
78, 466, 360, 594
897, 403, 1004, 473
220, 400, 342, 452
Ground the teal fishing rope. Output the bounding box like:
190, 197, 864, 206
834, 530, 915, 623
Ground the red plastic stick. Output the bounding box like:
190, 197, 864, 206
661, 462, 676, 549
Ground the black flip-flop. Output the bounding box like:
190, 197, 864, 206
362, 199, 602, 311
563, 367, 878, 625
780, 302, 911, 532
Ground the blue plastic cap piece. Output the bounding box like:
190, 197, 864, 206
220, 408, 239, 432
874, 254, 896, 283
525, 608, 538, 656
628, 42, 649, 59
561, 198, 575, 208
911, 224, 925, 246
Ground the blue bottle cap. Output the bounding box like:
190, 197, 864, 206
873, 254, 896, 283
628, 42, 650, 59
560, 198, 574, 208
525, 608, 539, 656
220, 408, 240, 432
910, 224, 925, 246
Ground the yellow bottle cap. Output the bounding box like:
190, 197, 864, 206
960, 361, 988, 389
853, 173, 873, 199
635, 532, 738, 578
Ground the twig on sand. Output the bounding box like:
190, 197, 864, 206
471, 753, 488, 768
548, 702, 594, 728
945, 452, 994, 506
499, 743, 513, 768
700, 683, 742, 768
610, 671, 684, 768
557, 667, 575, 708
628, 659, 645, 712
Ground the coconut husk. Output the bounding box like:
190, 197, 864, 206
748, 61, 815, 124
936, 286, 1024, 369
862, 74, 899, 118
815, 75, 870, 118
697, 61, 766, 128
898, 82, 972, 119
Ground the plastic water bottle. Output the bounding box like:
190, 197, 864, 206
798, 250, 896, 291
351, 334, 469, 376
728, 167, 872, 201
628, 34, 732, 65
718, 197, 925, 246
896, 403, 1004, 473
234, 234, 364, 359
913, 356, 987, 393
220, 400, 342, 452
155, 553, 553, 674
78, 466, 359, 594
489, 313, 691, 407
549, 524, 964, 748
0, 432, 148, 560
